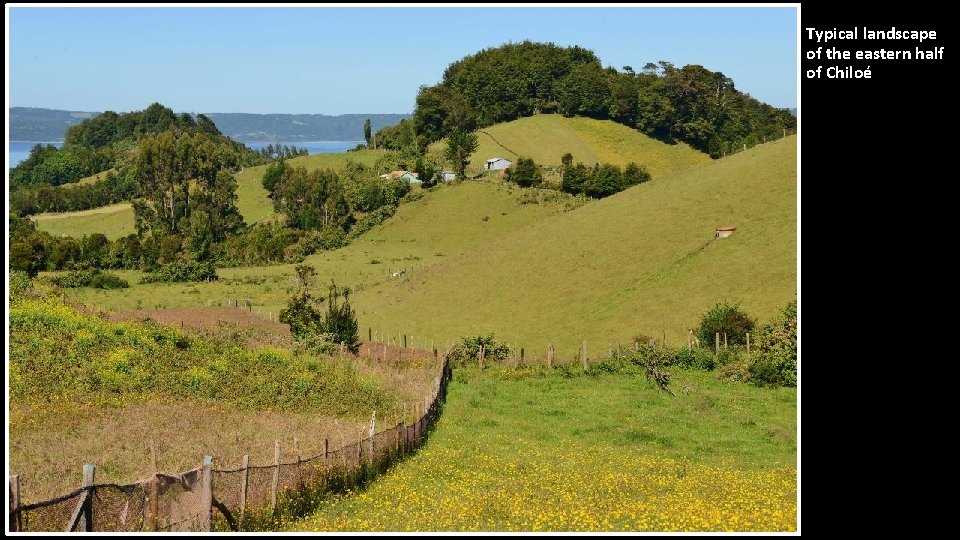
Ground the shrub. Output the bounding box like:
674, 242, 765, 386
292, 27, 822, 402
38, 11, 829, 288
749, 301, 797, 387
49, 269, 129, 289
9, 271, 31, 301
672, 347, 716, 371
449, 335, 511, 366
140, 259, 218, 283
696, 302, 755, 347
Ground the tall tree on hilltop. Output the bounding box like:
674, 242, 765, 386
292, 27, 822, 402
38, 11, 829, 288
364, 118, 372, 146
444, 130, 478, 181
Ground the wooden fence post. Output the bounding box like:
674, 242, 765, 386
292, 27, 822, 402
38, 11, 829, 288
200, 456, 212, 532
146, 441, 159, 531
239, 455, 249, 530
688, 330, 693, 351
520, 347, 525, 365
369, 412, 377, 462
746, 332, 751, 357
715, 332, 720, 353
479, 345, 485, 370
403, 335, 407, 348
67, 464, 96, 532
294, 438, 302, 487
324, 439, 329, 460
724, 332, 728, 349
581, 342, 588, 369
9, 475, 20, 532
368, 327, 372, 342
271, 440, 281, 515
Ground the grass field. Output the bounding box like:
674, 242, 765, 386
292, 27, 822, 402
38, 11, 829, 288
350, 135, 796, 353
429, 115, 710, 178
58, 136, 794, 352
9, 288, 441, 501
234, 149, 387, 224
291, 366, 797, 532
32, 202, 135, 240
60, 182, 578, 318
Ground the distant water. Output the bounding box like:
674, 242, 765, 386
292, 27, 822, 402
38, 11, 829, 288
7, 140, 362, 168
244, 141, 363, 154
8, 141, 63, 167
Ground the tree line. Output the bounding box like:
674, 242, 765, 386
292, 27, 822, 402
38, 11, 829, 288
9, 103, 276, 217
406, 41, 795, 158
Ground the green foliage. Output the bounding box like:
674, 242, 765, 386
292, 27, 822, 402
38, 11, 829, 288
672, 347, 716, 371
261, 159, 287, 193
412, 42, 796, 156
444, 130, 479, 181
749, 301, 797, 387
448, 335, 511, 366
9, 295, 393, 416
10, 170, 137, 217
561, 158, 650, 198
364, 118, 372, 145
49, 269, 129, 289
9, 271, 32, 302
140, 259, 219, 283
323, 283, 360, 353
696, 302, 755, 347
280, 267, 360, 354
504, 157, 543, 188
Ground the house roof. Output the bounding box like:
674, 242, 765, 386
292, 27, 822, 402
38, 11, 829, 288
486, 157, 509, 163
715, 225, 737, 231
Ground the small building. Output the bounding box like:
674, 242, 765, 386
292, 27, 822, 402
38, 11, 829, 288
715, 226, 737, 239
399, 172, 421, 184
380, 170, 416, 181
441, 170, 456, 181
485, 157, 512, 171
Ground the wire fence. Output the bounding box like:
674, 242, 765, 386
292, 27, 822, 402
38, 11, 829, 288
8, 357, 452, 532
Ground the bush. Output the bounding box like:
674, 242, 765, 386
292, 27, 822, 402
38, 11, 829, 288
672, 347, 716, 371
449, 335, 511, 366
749, 301, 797, 387
696, 302, 755, 347
49, 269, 129, 289
9, 271, 31, 301
140, 259, 218, 283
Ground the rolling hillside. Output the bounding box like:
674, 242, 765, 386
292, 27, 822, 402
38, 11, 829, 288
33, 203, 135, 240
353, 135, 797, 354
429, 115, 711, 178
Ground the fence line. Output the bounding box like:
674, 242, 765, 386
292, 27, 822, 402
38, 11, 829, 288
9, 356, 452, 532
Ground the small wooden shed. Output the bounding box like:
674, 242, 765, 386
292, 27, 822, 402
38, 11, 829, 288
715, 226, 737, 238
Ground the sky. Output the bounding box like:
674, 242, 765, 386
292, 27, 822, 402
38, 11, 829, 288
7, 5, 797, 115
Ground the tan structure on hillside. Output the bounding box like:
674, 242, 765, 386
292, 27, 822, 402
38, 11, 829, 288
715, 226, 736, 238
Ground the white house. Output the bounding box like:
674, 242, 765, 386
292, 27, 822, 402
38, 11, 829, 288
440, 170, 456, 181
485, 157, 512, 171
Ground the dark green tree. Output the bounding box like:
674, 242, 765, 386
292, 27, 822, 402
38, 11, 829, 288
444, 130, 479, 182
363, 118, 372, 146
696, 302, 755, 347
505, 157, 543, 188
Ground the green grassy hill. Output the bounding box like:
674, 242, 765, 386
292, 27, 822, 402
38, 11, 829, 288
60, 182, 579, 316
353, 135, 797, 354
32, 203, 135, 240
429, 115, 710, 178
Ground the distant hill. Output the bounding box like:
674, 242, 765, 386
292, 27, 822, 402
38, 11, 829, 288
9, 107, 410, 142
9, 107, 99, 141
206, 113, 410, 142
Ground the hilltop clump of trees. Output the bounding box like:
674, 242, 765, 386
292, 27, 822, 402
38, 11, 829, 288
9, 103, 267, 217
401, 41, 794, 158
